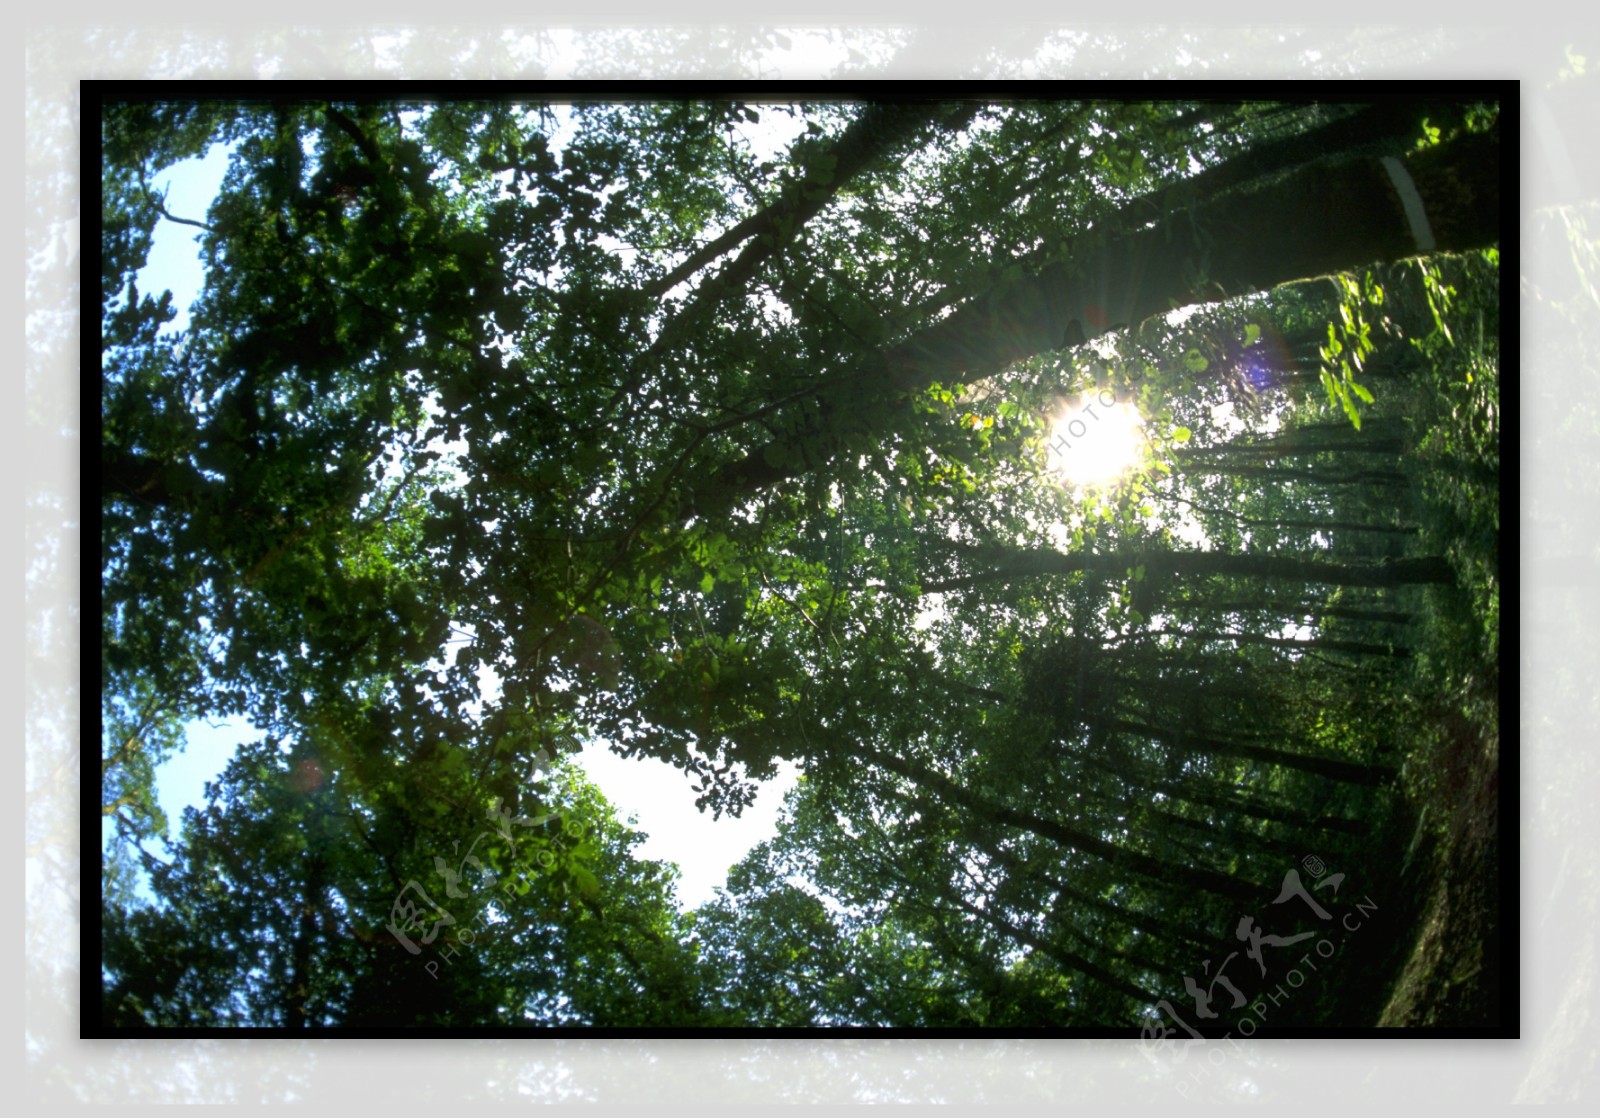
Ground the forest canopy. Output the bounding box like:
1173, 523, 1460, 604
99, 94, 1504, 1032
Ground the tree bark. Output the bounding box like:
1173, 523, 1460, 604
886, 127, 1497, 385
706, 125, 1499, 504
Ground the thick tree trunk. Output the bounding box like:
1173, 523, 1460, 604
707, 125, 1499, 503
885, 127, 1498, 386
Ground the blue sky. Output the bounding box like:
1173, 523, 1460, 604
115, 133, 797, 911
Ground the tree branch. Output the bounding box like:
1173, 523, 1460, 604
641, 101, 978, 302
700, 125, 1498, 507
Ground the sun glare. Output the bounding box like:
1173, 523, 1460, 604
1047, 397, 1146, 486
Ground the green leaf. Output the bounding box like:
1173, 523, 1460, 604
1171, 426, 1192, 443
700, 573, 715, 594
1340, 392, 1362, 430
1243, 323, 1262, 346
1183, 349, 1209, 372
571, 863, 601, 899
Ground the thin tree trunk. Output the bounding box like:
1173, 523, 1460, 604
1178, 463, 1407, 487
287, 854, 326, 1031
1111, 715, 1397, 787
1201, 599, 1415, 625
1178, 438, 1408, 462
923, 545, 1454, 594
940, 880, 1168, 1007
861, 743, 1270, 903
1064, 739, 1369, 837
1127, 627, 1409, 659
643, 103, 978, 302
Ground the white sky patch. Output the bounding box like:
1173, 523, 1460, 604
1210, 399, 1243, 436
136, 141, 235, 336
1046, 519, 1076, 551
763, 29, 856, 78
578, 742, 798, 910
1167, 513, 1212, 550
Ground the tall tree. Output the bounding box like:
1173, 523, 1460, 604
99, 93, 1501, 1030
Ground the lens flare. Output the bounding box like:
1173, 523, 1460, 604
1047, 397, 1145, 486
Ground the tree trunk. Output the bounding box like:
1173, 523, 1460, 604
861, 744, 1270, 903
102, 448, 212, 509
888, 128, 1497, 385
287, 854, 326, 1030
641, 102, 979, 302
924, 544, 1454, 594
939, 879, 1168, 1007
1177, 462, 1407, 487
1132, 627, 1409, 659
1110, 715, 1397, 787
1064, 739, 1369, 837
707, 125, 1499, 504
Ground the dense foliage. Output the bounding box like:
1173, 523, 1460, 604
100, 96, 1501, 1030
